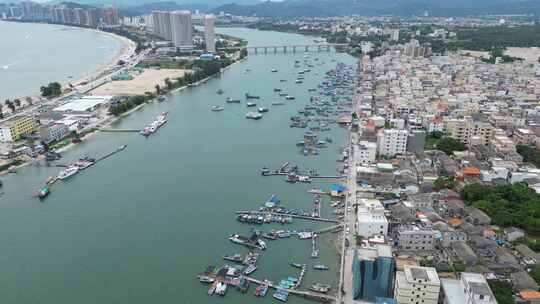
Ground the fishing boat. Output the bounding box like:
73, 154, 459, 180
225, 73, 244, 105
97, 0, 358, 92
216, 282, 227, 296
272, 101, 285, 105
271, 69, 278, 72
290, 262, 303, 269
273, 288, 289, 302
211, 105, 224, 111
309, 283, 331, 293
258, 107, 269, 113
198, 275, 215, 283
313, 264, 329, 270
246, 102, 257, 107
262, 232, 278, 240
243, 264, 257, 275
280, 79, 287, 82
226, 97, 241, 103
285, 95, 295, 100
246, 112, 263, 120
254, 281, 269, 297
223, 254, 243, 263
274, 88, 282, 92
208, 281, 218, 295
216, 89, 224, 95
245, 93, 260, 99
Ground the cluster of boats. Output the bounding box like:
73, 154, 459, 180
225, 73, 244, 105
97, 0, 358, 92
237, 213, 292, 225
139, 112, 168, 136
229, 232, 267, 250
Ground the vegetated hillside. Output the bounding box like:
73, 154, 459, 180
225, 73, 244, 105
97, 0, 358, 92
213, 0, 540, 17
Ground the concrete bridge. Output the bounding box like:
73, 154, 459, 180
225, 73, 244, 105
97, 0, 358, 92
219, 44, 348, 54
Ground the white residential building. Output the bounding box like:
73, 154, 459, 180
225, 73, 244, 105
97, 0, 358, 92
204, 14, 215, 53
151, 11, 172, 40
170, 10, 192, 48
357, 141, 377, 165
356, 199, 388, 238
440, 272, 496, 304
377, 129, 408, 157
395, 266, 441, 304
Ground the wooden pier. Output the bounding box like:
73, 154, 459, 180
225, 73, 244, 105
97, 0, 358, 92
293, 264, 307, 289
244, 276, 336, 303
235, 211, 339, 223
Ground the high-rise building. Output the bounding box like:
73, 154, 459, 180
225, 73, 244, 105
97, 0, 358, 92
102, 7, 119, 25
152, 11, 172, 41
85, 8, 99, 27
377, 129, 408, 157
395, 266, 440, 304
170, 10, 192, 48
204, 14, 216, 53
391, 29, 400, 41
352, 244, 395, 301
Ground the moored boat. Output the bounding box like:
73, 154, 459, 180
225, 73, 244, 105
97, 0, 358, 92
313, 264, 329, 270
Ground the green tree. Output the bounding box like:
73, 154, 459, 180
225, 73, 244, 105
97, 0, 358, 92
488, 280, 514, 304
436, 137, 466, 155
164, 78, 173, 90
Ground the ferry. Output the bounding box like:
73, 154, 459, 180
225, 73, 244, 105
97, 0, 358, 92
211, 105, 224, 112
57, 166, 79, 180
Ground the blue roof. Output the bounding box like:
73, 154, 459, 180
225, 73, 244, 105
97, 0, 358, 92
330, 184, 347, 192
267, 194, 281, 204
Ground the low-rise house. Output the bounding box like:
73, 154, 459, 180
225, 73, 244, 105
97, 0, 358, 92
397, 227, 438, 252
504, 227, 525, 242
511, 271, 540, 291
515, 244, 540, 265
466, 208, 491, 226
450, 241, 478, 266
39, 123, 70, 144
441, 231, 467, 248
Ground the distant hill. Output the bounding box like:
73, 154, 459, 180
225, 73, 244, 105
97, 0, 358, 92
213, 0, 540, 17
119, 1, 213, 16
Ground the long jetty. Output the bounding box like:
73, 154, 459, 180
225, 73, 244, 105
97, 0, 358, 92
235, 211, 339, 223
98, 128, 140, 132
245, 276, 336, 303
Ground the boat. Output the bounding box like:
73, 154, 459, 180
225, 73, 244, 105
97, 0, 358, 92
216, 282, 227, 296
246, 112, 263, 120
290, 262, 303, 269
257, 239, 267, 250
280, 79, 287, 82
216, 89, 224, 95
34, 186, 50, 199
243, 264, 257, 275
118, 144, 127, 151
273, 288, 289, 302
273, 88, 282, 92
254, 281, 269, 297
313, 264, 329, 270
245, 93, 260, 99
208, 281, 218, 295
223, 254, 243, 263
57, 166, 79, 180
246, 102, 257, 107
272, 101, 285, 105
262, 232, 278, 240
226, 97, 241, 103
309, 283, 331, 293
258, 107, 269, 113
271, 69, 278, 72
211, 105, 224, 111
198, 275, 215, 283
285, 95, 295, 100
295, 79, 303, 84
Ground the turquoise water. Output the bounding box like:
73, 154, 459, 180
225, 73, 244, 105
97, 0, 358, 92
0, 21, 122, 101
0, 26, 356, 303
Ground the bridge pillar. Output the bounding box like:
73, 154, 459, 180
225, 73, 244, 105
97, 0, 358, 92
254, 47, 258, 54
293, 46, 296, 53
283, 46, 287, 53
274, 47, 277, 53
264, 47, 267, 54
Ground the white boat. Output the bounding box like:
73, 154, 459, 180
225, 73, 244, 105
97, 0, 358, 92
211, 105, 224, 111
246, 112, 263, 120
57, 166, 79, 180
257, 239, 267, 250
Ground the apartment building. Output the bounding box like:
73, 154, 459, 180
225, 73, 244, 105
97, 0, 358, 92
357, 199, 388, 238
377, 129, 408, 157
445, 117, 493, 146
0, 116, 38, 142
357, 141, 377, 165
395, 265, 441, 304
397, 227, 438, 251
440, 272, 496, 304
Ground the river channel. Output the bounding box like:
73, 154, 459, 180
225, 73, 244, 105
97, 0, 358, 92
0, 27, 356, 304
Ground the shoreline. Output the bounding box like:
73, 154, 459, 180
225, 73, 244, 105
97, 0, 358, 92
0, 20, 137, 101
